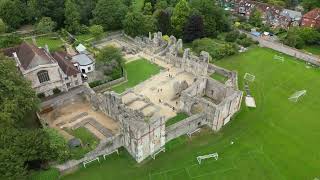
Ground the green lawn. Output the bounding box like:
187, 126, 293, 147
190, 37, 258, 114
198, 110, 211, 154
111, 59, 161, 93
62, 47, 320, 180
210, 73, 228, 83
166, 113, 189, 127
67, 127, 99, 160
303, 45, 320, 56
28, 168, 59, 180
25, 35, 64, 52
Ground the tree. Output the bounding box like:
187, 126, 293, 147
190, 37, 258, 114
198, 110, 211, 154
183, 15, 204, 42
249, 8, 263, 27
93, 0, 128, 30
0, 55, 63, 178
77, 0, 98, 25
96, 46, 124, 79
171, 0, 191, 38
191, 0, 231, 37
36, 17, 56, 33
44, 128, 70, 163
0, 18, 6, 34
143, 2, 153, 15
89, 25, 104, 40
0, 0, 26, 29
28, 0, 65, 27
155, 0, 168, 10
123, 11, 155, 37
225, 30, 240, 42
65, 0, 81, 34
302, 0, 320, 11
156, 10, 171, 35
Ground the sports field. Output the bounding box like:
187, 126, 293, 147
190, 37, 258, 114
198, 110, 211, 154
62, 47, 320, 180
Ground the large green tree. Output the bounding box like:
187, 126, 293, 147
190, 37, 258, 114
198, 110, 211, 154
0, 0, 26, 29
171, 0, 191, 38
156, 10, 171, 35
123, 11, 156, 37
302, 0, 320, 11
0, 18, 6, 34
93, 0, 128, 30
183, 14, 204, 42
249, 8, 263, 27
27, 0, 65, 27
191, 0, 231, 37
36, 17, 56, 33
64, 0, 81, 34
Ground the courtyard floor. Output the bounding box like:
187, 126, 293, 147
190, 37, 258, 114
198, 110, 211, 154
60, 47, 320, 180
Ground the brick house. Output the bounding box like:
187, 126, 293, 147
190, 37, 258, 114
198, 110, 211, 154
301, 8, 320, 28
223, 0, 302, 29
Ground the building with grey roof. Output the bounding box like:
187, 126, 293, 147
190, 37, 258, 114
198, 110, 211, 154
71, 54, 95, 73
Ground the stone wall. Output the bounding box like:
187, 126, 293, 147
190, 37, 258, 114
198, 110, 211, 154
166, 113, 207, 142
56, 134, 123, 174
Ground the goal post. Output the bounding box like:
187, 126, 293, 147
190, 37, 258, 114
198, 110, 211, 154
244, 73, 255, 82
273, 55, 284, 62
288, 90, 307, 102
196, 153, 218, 164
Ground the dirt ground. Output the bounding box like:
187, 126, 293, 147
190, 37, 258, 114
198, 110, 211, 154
41, 100, 119, 140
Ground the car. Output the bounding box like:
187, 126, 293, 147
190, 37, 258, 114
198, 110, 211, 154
81, 73, 88, 80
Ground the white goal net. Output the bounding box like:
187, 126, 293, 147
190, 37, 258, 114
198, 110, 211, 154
288, 90, 307, 102
244, 73, 255, 82
274, 55, 284, 62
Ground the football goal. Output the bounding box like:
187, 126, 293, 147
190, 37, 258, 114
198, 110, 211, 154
244, 73, 255, 82
274, 55, 284, 62
196, 153, 218, 164
288, 90, 307, 102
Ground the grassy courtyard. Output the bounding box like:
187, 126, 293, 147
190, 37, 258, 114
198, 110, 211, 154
165, 113, 189, 127
61, 47, 320, 180
210, 72, 228, 83
111, 59, 161, 93
25, 35, 64, 52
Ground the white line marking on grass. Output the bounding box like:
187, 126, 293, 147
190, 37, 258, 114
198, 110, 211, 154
189, 167, 236, 179
185, 167, 191, 178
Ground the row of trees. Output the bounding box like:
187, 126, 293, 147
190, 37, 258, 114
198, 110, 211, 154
123, 0, 231, 42
281, 27, 320, 49
0, 55, 70, 178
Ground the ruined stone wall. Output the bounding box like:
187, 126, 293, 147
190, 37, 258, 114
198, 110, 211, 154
56, 134, 123, 173
166, 113, 207, 142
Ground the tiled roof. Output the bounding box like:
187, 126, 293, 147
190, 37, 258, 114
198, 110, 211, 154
303, 8, 320, 20
52, 51, 80, 76
16, 42, 55, 70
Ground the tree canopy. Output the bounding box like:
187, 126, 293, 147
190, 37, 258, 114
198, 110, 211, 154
36, 17, 56, 33
64, 0, 81, 34
171, 0, 191, 38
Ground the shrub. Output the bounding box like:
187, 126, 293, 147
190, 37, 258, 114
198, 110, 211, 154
53, 88, 61, 94
0, 34, 22, 48
192, 38, 238, 61
37, 93, 45, 99
89, 80, 104, 88
225, 30, 240, 42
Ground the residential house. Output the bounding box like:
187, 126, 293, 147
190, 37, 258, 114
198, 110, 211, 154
301, 8, 320, 28
52, 51, 83, 89
224, 0, 302, 29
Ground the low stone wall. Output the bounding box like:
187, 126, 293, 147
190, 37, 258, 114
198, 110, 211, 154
165, 113, 207, 142
56, 134, 123, 174
208, 64, 239, 89
92, 76, 126, 93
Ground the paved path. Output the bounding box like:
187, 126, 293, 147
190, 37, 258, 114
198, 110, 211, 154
242, 31, 320, 66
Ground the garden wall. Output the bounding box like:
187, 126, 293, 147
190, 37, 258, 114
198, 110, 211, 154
165, 113, 207, 142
